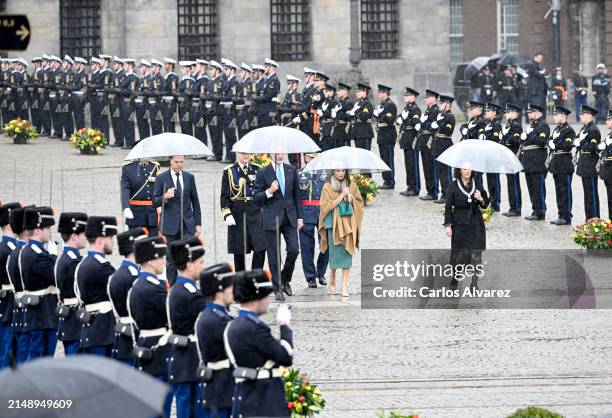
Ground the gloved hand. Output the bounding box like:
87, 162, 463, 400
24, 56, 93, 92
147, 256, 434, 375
414, 123, 421, 131
292, 116, 301, 124
461, 127, 468, 136
401, 110, 409, 119
316, 109, 323, 117
479, 134, 486, 140
373, 106, 383, 117
598, 141, 605, 150
606, 136, 612, 146
431, 121, 439, 130
331, 110, 337, 119
225, 215, 236, 226
548, 140, 556, 150
277, 303, 291, 325
333, 104, 342, 113
348, 104, 360, 116
321, 102, 329, 111
123, 208, 134, 220
525, 126, 533, 134
395, 116, 403, 125
46, 239, 58, 256
420, 114, 428, 123
573, 138, 581, 147
520, 132, 527, 141
501, 126, 510, 136
436, 113, 444, 121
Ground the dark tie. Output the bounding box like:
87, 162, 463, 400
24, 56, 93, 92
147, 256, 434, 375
175, 172, 182, 198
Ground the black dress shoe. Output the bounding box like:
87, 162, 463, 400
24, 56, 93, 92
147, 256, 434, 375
220, 159, 233, 164
274, 291, 285, 301
419, 194, 435, 201
524, 215, 545, 221
399, 189, 411, 196
111, 143, 123, 147
307, 279, 317, 288
379, 184, 393, 190
121, 145, 132, 150
433, 199, 445, 204
550, 218, 571, 225
206, 155, 219, 161
502, 211, 521, 217
318, 276, 327, 286
282, 282, 293, 296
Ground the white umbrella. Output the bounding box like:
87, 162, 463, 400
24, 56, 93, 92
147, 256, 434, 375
124, 133, 213, 161
436, 139, 523, 174
232, 126, 320, 154
302, 146, 390, 173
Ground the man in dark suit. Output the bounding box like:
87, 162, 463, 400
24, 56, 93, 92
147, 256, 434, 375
153, 155, 202, 284
254, 154, 303, 301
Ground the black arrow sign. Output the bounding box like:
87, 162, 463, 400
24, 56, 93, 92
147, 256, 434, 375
0, 15, 31, 51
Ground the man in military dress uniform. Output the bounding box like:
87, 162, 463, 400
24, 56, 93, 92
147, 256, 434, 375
19, 207, 58, 360
28, 57, 42, 132
149, 59, 165, 136
236, 63, 253, 139
74, 216, 118, 356
551, 67, 567, 108
59, 56, 75, 140
162, 58, 179, 133
224, 269, 293, 418
431, 95, 456, 203
119, 59, 138, 148
107, 57, 124, 146
592, 64, 609, 123
121, 159, 160, 235
206, 61, 228, 162
350, 83, 374, 151
331, 82, 353, 149
547, 106, 576, 225
249, 64, 266, 131
135, 59, 151, 141
253, 58, 280, 128
599, 110, 612, 220
70, 57, 88, 131
520, 103, 550, 221
293, 68, 317, 148
572, 66, 588, 122
221, 59, 240, 162
177, 61, 196, 137
298, 153, 328, 288
417, 90, 440, 200
167, 237, 206, 418
501, 104, 524, 217
480, 103, 503, 211
279, 74, 301, 128
374, 84, 398, 189
478, 66, 496, 103
397, 87, 422, 197
221, 152, 267, 272
107, 228, 148, 365
574, 105, 601, 221
192, 59, 210, 146
87, 57, 102, 135
195, 262, 235, 418
319, 83, 338, 151
97, 55, 114, 140
496, 65, 517, 110
459, 101, 487, 141
55, 212, 88, 356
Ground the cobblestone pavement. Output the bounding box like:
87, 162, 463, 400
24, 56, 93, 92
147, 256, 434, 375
1, 129, 611, 418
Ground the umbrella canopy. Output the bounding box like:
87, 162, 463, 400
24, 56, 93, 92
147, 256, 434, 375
499, 52, 532, 66
0, 354, 168, 418
302, 146, 390, 173
232, 126, 320, 154
465, 56, 490, 79
436, 139, 523, 174
487, 52, 503, 65
124, 132, 213, 161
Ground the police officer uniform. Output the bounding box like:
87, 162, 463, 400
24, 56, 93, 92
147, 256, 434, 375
54, 212, 88, 356
120, 159, 160, 235
167, 237, 207, 418
575, 104, 601, 221
298, 156, 328, 288
350, 83, 374, 151
417, 90, 440, 200
599, 110, 612, 220
432, 95, 456, 202
374, 84, 398, 189
253, 58, 280, 128
331, 82, 353, 149
547, 106, 576, 225
220, 160, 267, 272
397, 88, 422, 197
194, 263, 235, 418
74, 216, 118, 356
480, 103, 503, 211
520, 103, 550, 221
120, 59, 138, 148
108, 228, 148, 365
501, 104, 524, 217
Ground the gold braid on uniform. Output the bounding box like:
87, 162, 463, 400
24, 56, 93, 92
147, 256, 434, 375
221, 166, 247, 219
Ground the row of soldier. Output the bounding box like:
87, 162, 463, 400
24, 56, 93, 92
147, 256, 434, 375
0, 205, 294, 418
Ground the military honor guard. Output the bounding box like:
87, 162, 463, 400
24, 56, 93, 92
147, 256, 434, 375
120, 58, 138, 148
501, 104, 524, 217
319, 83, 338, 151
224, 270, 293, 418
520, 103, 550, 221
121, 158, 160, 234
135, 59, 152, 141
59, 55, 75, 140
220, 152, 267, 272
236, 62, 253, 140
331, 82, 353, 149
350, 83, 374, 151
128, 236, 173, 417
195, 263, 235, 418
55, 212, 88, 356
167, 237, 207, 418
397, 87, 422, 197
206, 60, 227, 162
221, 59, 239, 162
574, 105, 602, 221
480, 103, 503, 211
599, 111, 612, 220
178, 61, 196, 136
108, 56, 124, 146
192, 59, 210, 146
459, 101, 487, 141
417, 90, 440, 200
280, 74, 302, 166
74, 216, 118, 356
298, 153, 329, 288
294, 67, 317, 145
162, 57, 179, 133
478, 65, 496, 103
547, 106, 576, 225
374, 84, 398, 189
70, 57, 88, 131
431, 94, 456, 203
149, 59, 166, 136
253, 58, 280, 128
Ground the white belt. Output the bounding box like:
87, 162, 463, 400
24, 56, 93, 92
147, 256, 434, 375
162, 96, 174, 101
85, 300, 113, 314
134, 98, 143, 103
523, 145, 543, 150
148, 98, 157, 104
62, 297, 79, 307
207, 359, 231, 370
117, 316, 131, 324
25, 286, 59, 297
14, 291, 25, 299
72, 91, 85, 95
49, 93, 56, 98
139, 327, 168, 338
2, 284, 14, 291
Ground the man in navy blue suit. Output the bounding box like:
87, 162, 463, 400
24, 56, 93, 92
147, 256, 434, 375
254, 153, 303, 301
153, 155, 202, 284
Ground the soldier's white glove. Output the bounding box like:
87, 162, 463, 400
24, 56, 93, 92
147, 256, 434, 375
331, 110, 337, 119
479, 134, 486, 140
525, 126, 533, 134
548, 140, 556, 150
225, 215, 236, 226
348, 104, 360, 116
461, 127, 468, 136
420, 114, 428, 123
598, 141, 606, 150
292, 116, 301, 124
606, 136, 612, 146
468, 121, 476, 129
573, 138, 581, 147
316, 109, 323, 117
395, 116, 403, 125
46, 239, 58, 256
414, 123, 421, 131
277, 303, 291, 325
431, 121, 439, 130
333, 104, 342, 113
321, 102, 329, 111
579, 130, 588, 141
436, 113, 444, 121
401, 110, 409, 119
520, 132, 527, 141
123, 208, 134, 220
373, 106, 383, 117
502, 126, 510, 136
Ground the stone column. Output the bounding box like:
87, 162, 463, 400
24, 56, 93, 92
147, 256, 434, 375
579, 0, 603, 76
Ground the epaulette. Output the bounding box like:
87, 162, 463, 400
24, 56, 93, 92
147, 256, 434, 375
224, 164, 234, 171
212, 309, 226, 318
146, 276, 161, 285
184, 282, 197, 293
94, 254, 107, 264
67, 251, 78, 260
31, 243, 43, 254
7, 241, 16, 251
128, 265, 139, 276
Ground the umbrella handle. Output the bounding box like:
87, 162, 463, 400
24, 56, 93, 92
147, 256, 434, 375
160, 184, 167, 236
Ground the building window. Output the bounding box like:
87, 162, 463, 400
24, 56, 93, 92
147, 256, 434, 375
177, 0, 218, 60
59, 0, 101, 58
361, 0, 399, 59
498, 0, 519, 53
270, 0, 311, 61
449, 0, 464, 70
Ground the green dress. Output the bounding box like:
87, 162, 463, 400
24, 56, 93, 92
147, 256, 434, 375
324, 211, 353, 269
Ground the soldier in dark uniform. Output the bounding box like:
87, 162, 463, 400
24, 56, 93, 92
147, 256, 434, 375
162, 57, 179, 133
374, 84, 398, 189
432, 95, 456, 203
592, 64, 609, 123
70, 57, 88, 131
177, 61, 195, 137
350, 83, 374, 151
459, 101, 487, 188
519, 103, 550, 221
0, 59, 9, 127
192, 59, 210, 146
88, 57, 103, 136
480, 103, 503, 211
135, 59, 152, 141
220, 152, 267, 272
501, 104, 523, 217
221, 59, 239, 162
293, 68, 317, 150
331, 82, 353, 149
45, 57, 62, 138
128, 236, 173, 417
205, 61, 227, 162
0, 202, 21, 367
319, 83, 338, 151
478, 66, 496, 104
121, 159, 160, 235
248, 64, 266, 131
119, 59, 138, 148
527, 53, 548, 118
224, 269, 293, 418
108, 228, 148, 365
74, 216, 118, 356
19, 207, 58, 360
167, 237, 206, 418
572, 66, 588, 122
27, 57, 42, 132
195, 262, 235, 418
279, 74, 302, 167
417, 90, 440, 200
496, 65, 517, 110
547, 106, 576, 225
98, 55, 114, 140
551, 67, 567, 108
14, 58, 30, 122
599, 110, 612, 220
574, 105, 601, 221
397, 87, 422, 197
253, 58, 280, 128
54, 212, 88, 356
298, 153, 328, 288
59, 56, 75, 140
236, 63, 253, 139
107, 57, 124, 146
149, 59, 165, 136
